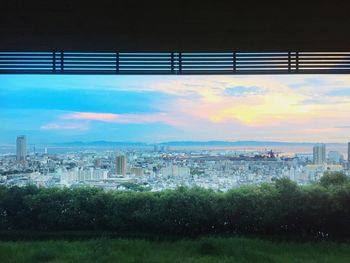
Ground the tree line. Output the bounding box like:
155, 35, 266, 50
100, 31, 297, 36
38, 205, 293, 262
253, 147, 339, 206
0, 172, 349, 239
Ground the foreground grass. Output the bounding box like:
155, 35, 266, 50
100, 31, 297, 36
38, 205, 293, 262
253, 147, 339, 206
0, 237, 350, 263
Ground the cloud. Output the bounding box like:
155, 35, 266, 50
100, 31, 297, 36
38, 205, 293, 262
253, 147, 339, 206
325, 89, 350, 97
224, 86, 264, 96
41, 123, 89, 130
61, 112, 119, 122
288, 78, 332, 89
60, 111, 183, 126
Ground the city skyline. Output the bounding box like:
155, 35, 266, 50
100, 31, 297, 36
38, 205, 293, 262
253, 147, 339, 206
3, 137, 350, 190
1, 75, 350, 144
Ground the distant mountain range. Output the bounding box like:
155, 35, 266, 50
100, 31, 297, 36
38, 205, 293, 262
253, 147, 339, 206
160, 141, 316, 147
53, 140, 327, 147
54, 141, 146, 147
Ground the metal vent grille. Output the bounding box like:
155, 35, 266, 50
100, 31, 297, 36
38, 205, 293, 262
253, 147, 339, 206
236, 52, 291, 73
119, 53, 173, 74
60, 52, 116, 73
0, 52, 54, 73
1, 51, 350, 74
297, 52, 350, 71
180, 53, 234, 74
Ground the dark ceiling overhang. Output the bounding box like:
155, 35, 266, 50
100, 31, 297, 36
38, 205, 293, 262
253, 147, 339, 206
1, 0, 350, 52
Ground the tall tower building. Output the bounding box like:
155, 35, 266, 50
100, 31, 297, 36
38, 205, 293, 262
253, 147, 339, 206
348, 142, 350, 168
116, 155, 127, 176
313, 143, 326, 164
16, 135, 27, 162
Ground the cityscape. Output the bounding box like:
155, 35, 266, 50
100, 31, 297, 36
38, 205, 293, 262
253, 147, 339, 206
2, 73, 350, 191
1, 135, 350, 191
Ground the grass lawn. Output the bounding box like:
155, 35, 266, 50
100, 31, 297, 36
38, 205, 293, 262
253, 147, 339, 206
0, 236, 349, 263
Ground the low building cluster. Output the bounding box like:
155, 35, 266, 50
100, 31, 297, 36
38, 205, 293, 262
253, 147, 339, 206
1, 139, 350, 191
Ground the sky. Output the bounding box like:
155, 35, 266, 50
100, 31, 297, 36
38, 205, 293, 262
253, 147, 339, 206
1, 74, 350, 144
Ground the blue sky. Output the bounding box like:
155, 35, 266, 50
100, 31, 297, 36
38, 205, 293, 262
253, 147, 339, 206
1, 74, 350, 144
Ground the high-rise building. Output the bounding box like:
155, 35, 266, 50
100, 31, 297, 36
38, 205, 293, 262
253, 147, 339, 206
348, 142, 350, 167
328, 151, 341, 164
94, 159, 101, 168
160, 165, 190, 177
313, 143, 326, 164
130, 167, 144, 176
153, 144, 159, 152
16, 135, 27, 162
116, 155, 127, 176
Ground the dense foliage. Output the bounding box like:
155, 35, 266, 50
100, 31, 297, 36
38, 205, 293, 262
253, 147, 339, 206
0, 172, 349, 239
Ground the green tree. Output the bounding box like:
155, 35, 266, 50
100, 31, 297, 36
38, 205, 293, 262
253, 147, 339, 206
320, 172, 348, 187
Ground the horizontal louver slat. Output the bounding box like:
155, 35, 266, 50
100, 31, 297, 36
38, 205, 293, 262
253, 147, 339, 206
0, 52, 350, 74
